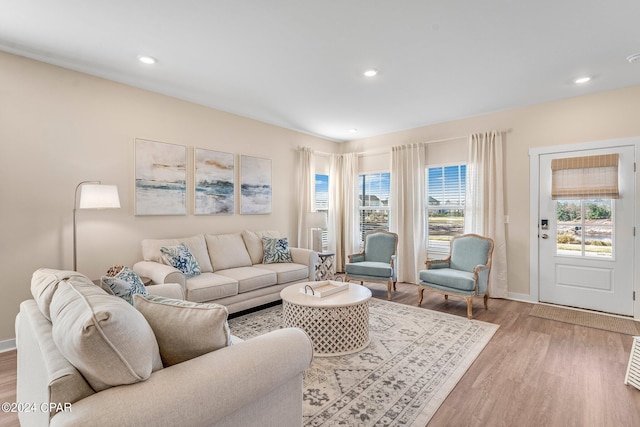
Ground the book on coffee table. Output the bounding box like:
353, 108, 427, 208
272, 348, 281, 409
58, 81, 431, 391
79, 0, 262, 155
300, 281, 349, 298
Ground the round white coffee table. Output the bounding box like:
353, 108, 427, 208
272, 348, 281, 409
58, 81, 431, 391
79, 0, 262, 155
280, 281, 371, 357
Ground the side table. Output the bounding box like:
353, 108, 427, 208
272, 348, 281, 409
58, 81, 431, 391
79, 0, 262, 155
315, 251, 335, 280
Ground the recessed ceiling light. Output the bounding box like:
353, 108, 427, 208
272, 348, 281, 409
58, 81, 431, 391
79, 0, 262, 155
363, 69, 378, 77
574, 76, 591, 84
627, 53, 640, 64
137, 55, 157, 65
349, 128, 358, 133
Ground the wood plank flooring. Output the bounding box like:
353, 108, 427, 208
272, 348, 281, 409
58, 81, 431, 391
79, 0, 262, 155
1, 281, 639, 427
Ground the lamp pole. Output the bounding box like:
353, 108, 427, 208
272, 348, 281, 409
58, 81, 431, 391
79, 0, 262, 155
73, 180, 100, 271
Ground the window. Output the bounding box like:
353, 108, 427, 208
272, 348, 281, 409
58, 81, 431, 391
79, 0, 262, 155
555, 199, 613, 258
358, 172, 390, 245
315, 174, 329, 248
427, 165, 466, 251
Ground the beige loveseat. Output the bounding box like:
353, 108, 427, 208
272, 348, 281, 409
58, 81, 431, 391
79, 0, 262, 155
16, 269, 313, 427
133, 230, 318, 313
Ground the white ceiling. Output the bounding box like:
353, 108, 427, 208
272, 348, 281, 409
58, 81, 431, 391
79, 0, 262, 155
1, 1, 640, 142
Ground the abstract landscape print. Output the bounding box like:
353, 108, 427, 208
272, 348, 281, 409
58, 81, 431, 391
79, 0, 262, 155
194, 148, 235, 215
135, 138, 187, 215
240, 155, 271, 214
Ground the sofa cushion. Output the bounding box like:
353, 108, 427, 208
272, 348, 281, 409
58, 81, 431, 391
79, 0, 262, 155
133, 295, 231, 366
215, 266, 277, 293
258, 262, 309, 284
242, 230, 281, 265
101, 266, 148, 305
185, 273, 238, 303
160, 243, 201, 278
205, 233, 252, 271
49, 276, 163, 392
262, 237, 293, 264
141, 234, 213, 273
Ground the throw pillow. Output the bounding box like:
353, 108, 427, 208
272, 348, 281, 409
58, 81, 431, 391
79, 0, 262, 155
160, 243, 201, 278
50, 276, 163, 392
101, 266, 147, 305
133, 294, 231, 367
262, 237, 293, 264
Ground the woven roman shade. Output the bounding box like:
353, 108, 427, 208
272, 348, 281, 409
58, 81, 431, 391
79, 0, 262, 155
551, 154, 619, 199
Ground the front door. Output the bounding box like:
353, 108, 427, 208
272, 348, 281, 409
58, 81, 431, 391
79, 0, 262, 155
538, 145, 635, 316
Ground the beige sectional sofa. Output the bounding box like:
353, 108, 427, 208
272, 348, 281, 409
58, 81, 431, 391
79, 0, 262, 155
133, 230, 318, 313
16, 269, 313, 427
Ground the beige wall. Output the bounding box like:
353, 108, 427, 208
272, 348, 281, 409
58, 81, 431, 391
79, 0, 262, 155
3, 48, 640, 343
0, 52, 337, 342
343, 84, 640, 300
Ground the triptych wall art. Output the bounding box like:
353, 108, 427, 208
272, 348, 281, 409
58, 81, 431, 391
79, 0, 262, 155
134, 138, 272, 216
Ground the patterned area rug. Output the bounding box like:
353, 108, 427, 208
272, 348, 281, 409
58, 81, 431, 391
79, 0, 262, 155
228, 299, 498, 426
530, 303, 640, 335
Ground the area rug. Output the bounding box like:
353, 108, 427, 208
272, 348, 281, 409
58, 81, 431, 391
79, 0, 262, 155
228, 299, 498, 426
530, 303, 640, 335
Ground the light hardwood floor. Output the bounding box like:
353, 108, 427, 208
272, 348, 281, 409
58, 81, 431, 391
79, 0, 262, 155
2, 281, 639, 427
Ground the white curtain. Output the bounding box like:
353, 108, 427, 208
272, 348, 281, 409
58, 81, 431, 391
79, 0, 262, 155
464, 131, 509, 298
390, 144, 426, 283
296, 147, 315, 249
328, 152, 359, 271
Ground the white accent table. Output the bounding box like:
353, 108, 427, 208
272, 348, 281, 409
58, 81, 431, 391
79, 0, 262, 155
280, 281, 371, 357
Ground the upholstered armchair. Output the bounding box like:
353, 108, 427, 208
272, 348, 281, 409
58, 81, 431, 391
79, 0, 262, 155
345, 230, 399, 300
418, 234, 494, 319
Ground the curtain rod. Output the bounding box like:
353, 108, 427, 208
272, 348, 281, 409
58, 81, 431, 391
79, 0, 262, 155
299, 128, 512, 157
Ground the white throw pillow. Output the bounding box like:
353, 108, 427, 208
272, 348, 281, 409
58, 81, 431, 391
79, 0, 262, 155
134, 294, 231, 366
50, 277, 163, 392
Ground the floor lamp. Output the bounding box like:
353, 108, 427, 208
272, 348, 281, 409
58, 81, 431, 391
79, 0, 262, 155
307, 211, 327, 253
73, 181, 121, 271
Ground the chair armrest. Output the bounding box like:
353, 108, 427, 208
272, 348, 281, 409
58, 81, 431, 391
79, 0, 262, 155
50, 328, 313, 427
145, 283, 185, 300
474, 264, 491, 294
133, 261, 186, 288
348, 253, 365, 263
425, 258, 450, 269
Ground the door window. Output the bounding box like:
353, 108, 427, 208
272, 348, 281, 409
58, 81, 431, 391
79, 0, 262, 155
555, 198, 613, 258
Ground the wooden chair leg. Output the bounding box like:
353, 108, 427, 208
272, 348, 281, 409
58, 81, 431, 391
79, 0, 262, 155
386, 281, 392, 300
444, 294, 449, 301
418, 286, 424, 306
484, 293, 489, 310
392, 281, 397, 292
465, 297, 473, 319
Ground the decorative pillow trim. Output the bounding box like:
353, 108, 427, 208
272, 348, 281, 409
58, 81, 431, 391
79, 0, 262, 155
160, 243, 201, 278
262, 237, 293, 264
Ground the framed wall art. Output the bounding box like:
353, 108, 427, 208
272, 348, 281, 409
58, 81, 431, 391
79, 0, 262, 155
194, 148, 235, 215
240, 155, 272, 214
134, 138, 187, 215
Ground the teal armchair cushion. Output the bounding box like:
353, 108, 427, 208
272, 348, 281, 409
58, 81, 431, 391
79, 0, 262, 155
419, 268, 475, 292
346, 261, 393, 278
363, 232, 397, 263
449, 237, 491, 273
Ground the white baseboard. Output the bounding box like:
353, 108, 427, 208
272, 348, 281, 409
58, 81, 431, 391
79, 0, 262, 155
508, 292, 537, 303
0, 338, 16, 353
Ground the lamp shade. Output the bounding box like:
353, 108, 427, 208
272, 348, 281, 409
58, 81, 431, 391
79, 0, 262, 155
306, 211, 327, 229
79, 184, 121, 209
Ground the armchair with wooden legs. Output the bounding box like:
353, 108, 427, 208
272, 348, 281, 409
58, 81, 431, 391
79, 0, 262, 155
344, 230, 398, 300
417, 233, 494, 319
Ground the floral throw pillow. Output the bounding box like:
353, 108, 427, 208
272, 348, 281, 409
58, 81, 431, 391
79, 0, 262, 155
262, 237, 293, 264
160, 243, 201, 278
101, 266, 148, 305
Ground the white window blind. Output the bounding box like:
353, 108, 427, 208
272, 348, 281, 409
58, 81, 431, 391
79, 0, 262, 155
551, 154, 619, 199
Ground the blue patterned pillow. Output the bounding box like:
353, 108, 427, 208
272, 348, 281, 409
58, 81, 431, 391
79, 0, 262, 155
160, 243, 201, 278
101, 266, 148, 305
262, 237, 293, 264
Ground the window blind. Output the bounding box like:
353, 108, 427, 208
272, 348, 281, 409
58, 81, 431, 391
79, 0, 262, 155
551, 153, 619, 199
